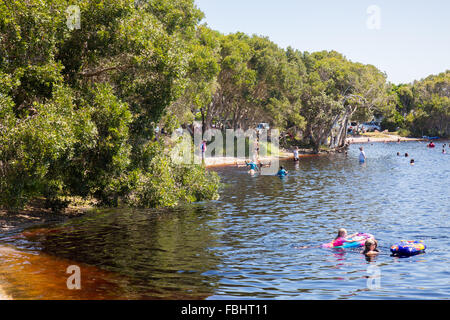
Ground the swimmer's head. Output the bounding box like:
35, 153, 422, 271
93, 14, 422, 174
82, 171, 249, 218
336, 228, 347, 239
364, 238, 378, 252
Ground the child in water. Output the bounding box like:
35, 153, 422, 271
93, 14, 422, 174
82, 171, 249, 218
359, 147, 366, 163
245, 160, 259, 174
332, 228, 359, 247
277, 166, 288, 177
361, 238, 379, 256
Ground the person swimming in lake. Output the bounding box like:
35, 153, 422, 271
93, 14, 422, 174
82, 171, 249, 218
276, 166, 288, 177
236, 160, 259, 174
245, 160, 259, 174
361, 238, 379, 256
332, 228, 360, 247
295, 228, 367, 250
410, 159, 415, 165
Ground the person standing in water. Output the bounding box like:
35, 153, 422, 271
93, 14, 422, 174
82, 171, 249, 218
359, 146, 366, 163
293, 146, 299, 161
200, 140, 207, 161
276, 166, 288, 177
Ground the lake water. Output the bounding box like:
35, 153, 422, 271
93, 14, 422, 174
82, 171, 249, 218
0, 141, 449, 299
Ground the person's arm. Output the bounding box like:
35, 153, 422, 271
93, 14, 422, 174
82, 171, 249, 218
343, 233, 359, 242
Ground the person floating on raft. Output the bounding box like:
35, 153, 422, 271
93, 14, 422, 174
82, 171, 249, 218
322, 228, 375, 249
332, 228, 359, 247
296, 228, 376, 250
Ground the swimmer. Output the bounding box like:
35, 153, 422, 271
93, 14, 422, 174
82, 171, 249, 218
397, 152, 400, 156
410, 159, 415, 165
332, 228, 359, 247
237, 160, 259, 174
361, 238, 379, 256
245, 160, 259, 174
405, 152, 409, 157
276, 166, 288, 177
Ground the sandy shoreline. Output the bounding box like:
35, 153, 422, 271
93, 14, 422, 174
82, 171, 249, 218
347, 134, 424, 144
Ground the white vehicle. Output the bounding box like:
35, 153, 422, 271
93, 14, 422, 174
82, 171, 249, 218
256, 123, 270, 131
361, 122, 381, 132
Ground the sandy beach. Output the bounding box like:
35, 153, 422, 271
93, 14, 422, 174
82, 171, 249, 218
347, 133, 424, 144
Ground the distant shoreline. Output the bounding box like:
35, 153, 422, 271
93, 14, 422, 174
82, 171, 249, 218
203, 134, 430, 168
347, 134, 425, 144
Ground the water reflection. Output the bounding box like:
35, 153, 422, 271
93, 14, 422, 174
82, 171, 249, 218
2, 206, 223, 299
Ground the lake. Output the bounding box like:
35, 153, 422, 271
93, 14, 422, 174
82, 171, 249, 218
0, 141, 449, 299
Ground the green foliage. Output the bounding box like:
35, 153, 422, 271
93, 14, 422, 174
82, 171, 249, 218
0, 0, 220, 210
385, 71, 450, 137
1, 0, 447, 211
122, 142, 220, 208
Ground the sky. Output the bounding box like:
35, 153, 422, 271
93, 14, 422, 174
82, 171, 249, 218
194, 0, 450, 84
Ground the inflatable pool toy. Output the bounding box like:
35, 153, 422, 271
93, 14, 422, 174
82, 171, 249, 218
321, 233, 374, 249
390, 240, 426, 256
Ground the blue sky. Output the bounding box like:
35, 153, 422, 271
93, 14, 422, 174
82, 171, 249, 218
194, 0, 450, 84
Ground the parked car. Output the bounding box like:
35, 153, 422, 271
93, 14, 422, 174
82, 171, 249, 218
256, 123, 270, 131
361, 122, 381, 132
347, 122, 359, 133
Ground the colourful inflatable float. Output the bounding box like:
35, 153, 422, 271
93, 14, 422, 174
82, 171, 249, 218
390, 240, 426, 256
321, 233, 374, 249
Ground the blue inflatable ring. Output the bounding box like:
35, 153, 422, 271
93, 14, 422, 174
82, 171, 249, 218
390, 240, 426, 256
